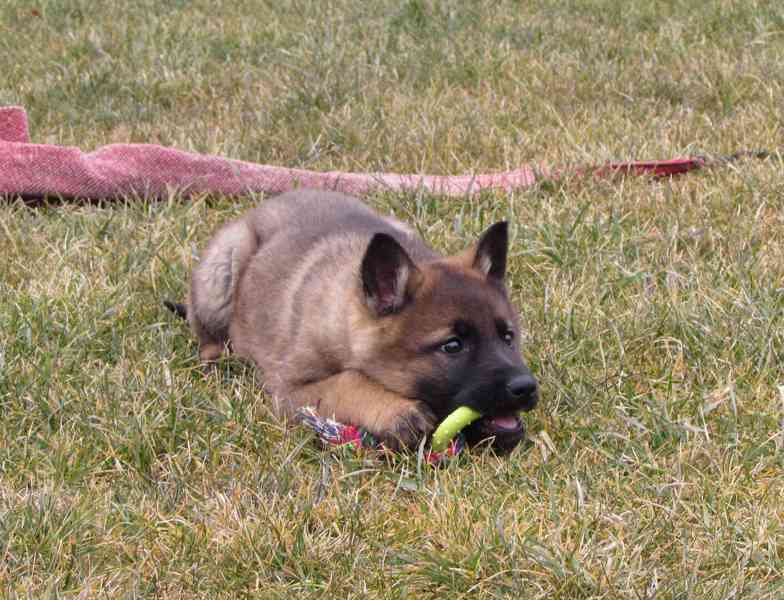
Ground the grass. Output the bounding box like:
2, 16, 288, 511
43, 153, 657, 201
1, 0, 783, 597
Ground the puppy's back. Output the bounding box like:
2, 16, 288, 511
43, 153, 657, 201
244, 190, 417, 250
230, 190, 436, 392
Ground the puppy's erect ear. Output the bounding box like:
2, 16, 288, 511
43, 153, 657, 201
472, 221, 508, 281
361, 233, 422, 316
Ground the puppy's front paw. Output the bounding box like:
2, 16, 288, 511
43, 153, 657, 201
377, 401, 437, 451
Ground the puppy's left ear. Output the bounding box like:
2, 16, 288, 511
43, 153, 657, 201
471, 221, 508, 281
361, 233, 422, 316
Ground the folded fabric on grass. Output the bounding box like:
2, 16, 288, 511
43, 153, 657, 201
0, 106, 706, 201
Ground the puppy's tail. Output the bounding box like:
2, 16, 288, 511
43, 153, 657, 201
164, 300, 188, 320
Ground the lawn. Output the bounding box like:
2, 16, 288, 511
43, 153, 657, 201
1, 0, 783, 598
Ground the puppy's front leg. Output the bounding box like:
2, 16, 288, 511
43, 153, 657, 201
283, 371, 436, 450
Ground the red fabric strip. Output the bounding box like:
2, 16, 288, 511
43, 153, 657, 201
0, 106, 703, 201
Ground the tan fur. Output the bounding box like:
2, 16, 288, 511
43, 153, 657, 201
187, 218, 257, 361
186, 189, 523, 449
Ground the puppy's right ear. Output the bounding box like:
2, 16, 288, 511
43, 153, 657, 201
361, 233, 422, 316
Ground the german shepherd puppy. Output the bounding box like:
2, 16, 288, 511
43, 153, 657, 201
175, 190, 538, 451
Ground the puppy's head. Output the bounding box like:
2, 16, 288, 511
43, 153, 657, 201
355, 222, 538, 452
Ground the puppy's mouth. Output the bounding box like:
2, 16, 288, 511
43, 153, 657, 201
463, 412, 525, 452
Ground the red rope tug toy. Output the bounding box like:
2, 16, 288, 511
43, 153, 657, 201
3, 106, 769, 202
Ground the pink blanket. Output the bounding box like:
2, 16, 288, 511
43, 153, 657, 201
0, 106, 704, 201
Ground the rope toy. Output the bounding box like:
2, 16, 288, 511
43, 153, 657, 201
3, 105, 773, 202
297, 406, 466, 464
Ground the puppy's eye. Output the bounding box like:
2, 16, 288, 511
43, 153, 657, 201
440, 338, 464, 354
502, 330, 514, 345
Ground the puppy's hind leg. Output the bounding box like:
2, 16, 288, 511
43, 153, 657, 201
188, 218, 258, 362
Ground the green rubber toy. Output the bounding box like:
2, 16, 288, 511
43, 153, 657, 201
431, 406, 482, 452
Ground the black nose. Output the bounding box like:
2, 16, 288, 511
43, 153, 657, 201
506, 374, 538, 400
